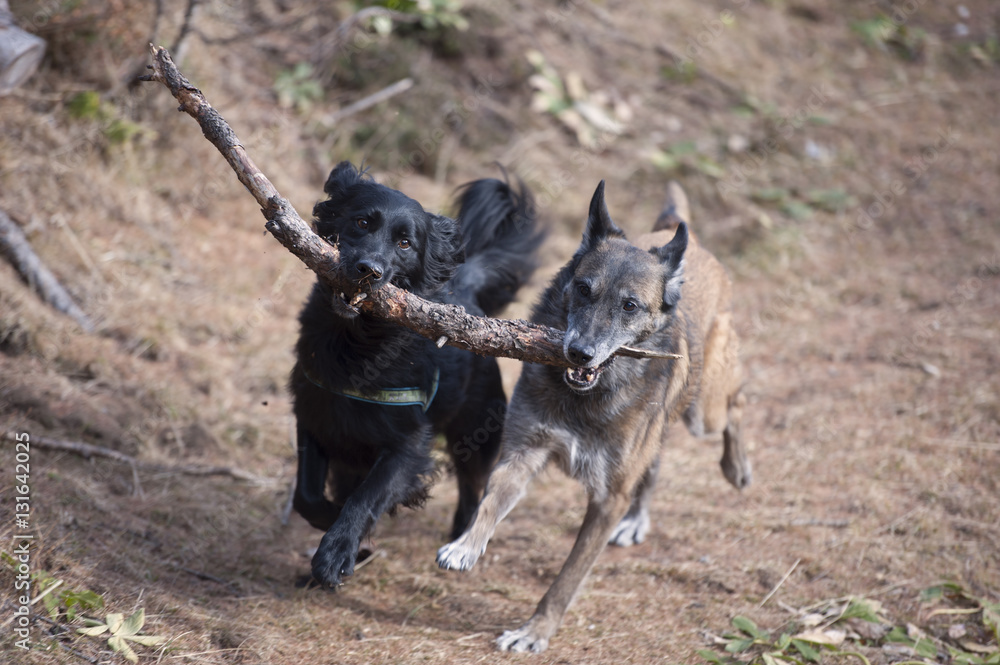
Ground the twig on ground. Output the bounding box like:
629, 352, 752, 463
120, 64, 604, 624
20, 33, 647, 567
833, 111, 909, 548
759, 557, 801, 608
0, 210, 94, 331
313, 7, 422, 68
168, 562, 237, 589
139, 45, 684, 367
326, 77, 414, 125
280, 478, 296, 525
6, 432, 271, 484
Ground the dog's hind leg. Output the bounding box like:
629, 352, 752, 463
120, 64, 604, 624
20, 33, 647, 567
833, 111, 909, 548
292, 426, 341, 531
496, 490, 633, 653
609, 457, 660, 547
437, 445, 549, 572
721, 388, 751, 489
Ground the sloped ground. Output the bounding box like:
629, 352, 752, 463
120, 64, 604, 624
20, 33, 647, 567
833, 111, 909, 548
1, 0, 997, 663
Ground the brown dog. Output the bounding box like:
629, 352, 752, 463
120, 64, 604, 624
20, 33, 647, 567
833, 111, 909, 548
437, 181, 750, 652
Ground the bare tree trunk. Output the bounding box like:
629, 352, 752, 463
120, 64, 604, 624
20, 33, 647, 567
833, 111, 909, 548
0, 0, 46, 95
139, 46, 679, 367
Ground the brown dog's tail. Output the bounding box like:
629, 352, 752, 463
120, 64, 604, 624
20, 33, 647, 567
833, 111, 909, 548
653, 180, 691, 232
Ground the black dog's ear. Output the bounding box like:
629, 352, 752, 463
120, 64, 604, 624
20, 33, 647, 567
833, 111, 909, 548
581, 180, 626, 251
323, 161, 362, 199
651, 222, 688, 308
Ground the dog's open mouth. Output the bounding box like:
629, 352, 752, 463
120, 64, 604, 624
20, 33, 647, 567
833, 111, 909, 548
563, 356, 616, 391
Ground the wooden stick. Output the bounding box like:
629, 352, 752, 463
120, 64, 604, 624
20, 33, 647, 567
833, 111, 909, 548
0, 210, 94, 331
327, 77, 414, 124
7, 432, 271, 484
139, 46, 683, 366
759, 558, 801, 608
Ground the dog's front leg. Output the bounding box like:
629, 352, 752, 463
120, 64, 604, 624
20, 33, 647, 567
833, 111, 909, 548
437, 446, 549, 571
311, 447, 425, 587
496, 490, 632, 653
292, 426, 340, 531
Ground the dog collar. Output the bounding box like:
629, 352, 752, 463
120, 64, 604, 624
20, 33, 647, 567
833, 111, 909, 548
303, 366, 440, 413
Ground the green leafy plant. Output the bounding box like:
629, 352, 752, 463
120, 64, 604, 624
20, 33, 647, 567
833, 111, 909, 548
30, 570, 105, 621
697, 590, 1000, 665
700, 614, 834, 664
368, 0, 469, 32
66, 91, 148, 144
525, 49, 627, 149
650, 141, 724, 179
921, 582, 1000, 665
850, 15, 927, 61
274, 62, 324, 114
78, 608, 165, 664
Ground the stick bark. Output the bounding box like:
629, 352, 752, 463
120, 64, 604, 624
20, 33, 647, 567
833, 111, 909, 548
139, 45, 679, 366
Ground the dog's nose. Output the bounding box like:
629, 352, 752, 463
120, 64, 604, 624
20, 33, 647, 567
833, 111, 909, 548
355, 260, 384, 279
566, 344, 594, 367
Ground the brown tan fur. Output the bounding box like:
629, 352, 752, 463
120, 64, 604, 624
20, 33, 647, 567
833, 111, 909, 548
437, 181, 750, 653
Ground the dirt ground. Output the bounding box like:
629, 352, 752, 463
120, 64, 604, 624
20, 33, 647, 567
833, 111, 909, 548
1, 0, 998, 663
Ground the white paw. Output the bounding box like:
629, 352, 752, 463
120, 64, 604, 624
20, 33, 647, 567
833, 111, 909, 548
436, 536, 483, 571
609, 510, 650, 547
496, 625, 549, 653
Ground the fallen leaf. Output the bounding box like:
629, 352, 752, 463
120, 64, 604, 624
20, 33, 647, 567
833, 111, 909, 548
792, 629, 846, 646
962, 642, 999, 654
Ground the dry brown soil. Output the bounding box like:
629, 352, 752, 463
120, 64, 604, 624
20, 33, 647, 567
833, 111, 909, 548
1, 1, 997, 663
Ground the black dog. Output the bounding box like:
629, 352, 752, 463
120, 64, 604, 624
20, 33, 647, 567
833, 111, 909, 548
290, 162, 542, 588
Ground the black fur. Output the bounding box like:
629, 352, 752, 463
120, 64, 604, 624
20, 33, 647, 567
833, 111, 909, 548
291, 162, 542, 588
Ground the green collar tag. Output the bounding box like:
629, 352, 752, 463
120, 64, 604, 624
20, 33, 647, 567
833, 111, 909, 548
305, 367, 440, 413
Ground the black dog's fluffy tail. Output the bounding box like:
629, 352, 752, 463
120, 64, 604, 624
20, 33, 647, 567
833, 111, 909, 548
450, 177, 544, 317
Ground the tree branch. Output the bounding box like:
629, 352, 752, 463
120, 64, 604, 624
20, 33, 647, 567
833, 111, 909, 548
6, 432, 272, 484
139, 45, 679, 366
0, 210, 94, 331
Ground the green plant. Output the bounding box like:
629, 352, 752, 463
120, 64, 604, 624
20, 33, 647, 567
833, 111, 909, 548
921, 582, 1000, 665
78, 608, 166, 663
66, 91, 148, 144
368, 0, 469, 32
30, 570, 105, 621
274, 62, 324, 114
649, 141, 724, 179
697, 589, 1000, 665
851, 15, 927, 61
698, 614, 838, 665
526, 49, 626, 148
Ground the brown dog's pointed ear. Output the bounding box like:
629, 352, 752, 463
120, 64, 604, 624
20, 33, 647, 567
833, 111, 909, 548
581, 180, 626, 251
651, 222, 688, 307
323, 161, 361, 198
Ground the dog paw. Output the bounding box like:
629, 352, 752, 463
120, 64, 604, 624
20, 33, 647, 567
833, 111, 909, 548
436, 536, 483, 571
496, 618, 553, 653
609, 510, 650, 547
721, 454, 752, 490
310, 529, 359, 588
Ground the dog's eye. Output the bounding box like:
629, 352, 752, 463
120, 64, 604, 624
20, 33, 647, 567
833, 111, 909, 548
356, 218, 368, 230
577, 283, 590, 298
398, 238, 411, 250
623, 300, 637, 312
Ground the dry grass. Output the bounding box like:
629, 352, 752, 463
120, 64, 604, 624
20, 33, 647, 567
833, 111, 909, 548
1, 0, 998, 663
